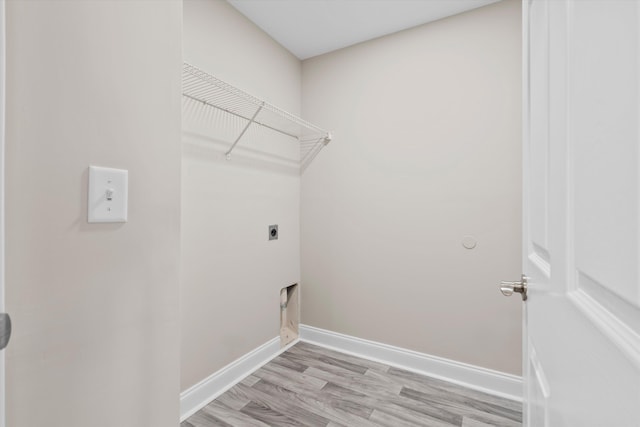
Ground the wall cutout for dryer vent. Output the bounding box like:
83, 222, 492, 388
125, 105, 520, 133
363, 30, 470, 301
280, 284, 299, 347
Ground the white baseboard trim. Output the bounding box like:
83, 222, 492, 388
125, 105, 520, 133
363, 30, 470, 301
180, 326, 522, 422
299, 324, 523, 402
180, 336, 296, 422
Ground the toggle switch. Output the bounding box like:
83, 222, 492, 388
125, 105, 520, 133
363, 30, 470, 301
88, 166, 128, 223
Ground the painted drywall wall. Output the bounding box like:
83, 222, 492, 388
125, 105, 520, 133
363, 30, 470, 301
301, 0, 522, 375
181, 0, 301, 392
5, 1, 182, 426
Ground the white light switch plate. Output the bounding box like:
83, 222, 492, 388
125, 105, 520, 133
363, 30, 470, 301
88, 166, 128, 223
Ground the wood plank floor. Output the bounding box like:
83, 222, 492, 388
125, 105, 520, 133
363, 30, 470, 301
182, 342, 522, 427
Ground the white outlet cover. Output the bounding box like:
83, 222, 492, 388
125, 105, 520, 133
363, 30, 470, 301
88, 166, 128, 223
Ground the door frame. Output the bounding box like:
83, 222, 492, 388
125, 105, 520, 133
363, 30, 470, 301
521, 0, 530, 423
0, 0, 6, 425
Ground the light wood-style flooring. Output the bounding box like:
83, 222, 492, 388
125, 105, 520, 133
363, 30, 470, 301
182, 341, 522, 427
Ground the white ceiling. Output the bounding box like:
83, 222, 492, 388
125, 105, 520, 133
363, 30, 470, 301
227, 0, 501, 60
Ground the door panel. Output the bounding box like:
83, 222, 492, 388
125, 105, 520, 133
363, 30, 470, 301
524, 1, 640, 426
569, 0, 640, 308
527, 345, 549, 427
527, 0, 551, 272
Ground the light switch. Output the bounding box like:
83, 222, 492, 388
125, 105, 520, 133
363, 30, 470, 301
88, 166, 128, 223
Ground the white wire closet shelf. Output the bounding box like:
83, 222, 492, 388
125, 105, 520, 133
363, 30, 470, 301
182, 62, 332, 169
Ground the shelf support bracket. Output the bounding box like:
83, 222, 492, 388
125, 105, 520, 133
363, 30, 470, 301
225, 102, 265, 160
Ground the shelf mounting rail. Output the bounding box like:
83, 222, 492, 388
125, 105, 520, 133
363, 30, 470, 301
182, 62, 332, 167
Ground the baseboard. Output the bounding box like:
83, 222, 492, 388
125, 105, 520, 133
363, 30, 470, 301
180, 336, 297, 422
180, 326, 522, 422
299, 324, 522, 402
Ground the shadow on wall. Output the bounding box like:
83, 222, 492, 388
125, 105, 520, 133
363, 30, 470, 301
183, 97, 301, 176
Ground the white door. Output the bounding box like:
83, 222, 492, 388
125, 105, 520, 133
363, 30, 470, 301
517, 0, 640, 426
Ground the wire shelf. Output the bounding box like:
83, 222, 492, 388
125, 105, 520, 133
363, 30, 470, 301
182, 62, 331, 169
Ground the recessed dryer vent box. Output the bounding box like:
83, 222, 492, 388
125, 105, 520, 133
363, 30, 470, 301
280, 284, 299, 348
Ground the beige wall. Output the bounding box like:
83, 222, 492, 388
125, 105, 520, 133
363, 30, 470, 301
5, 1, 182, 426
181, 0, 302, 392
301, 0, 522, 375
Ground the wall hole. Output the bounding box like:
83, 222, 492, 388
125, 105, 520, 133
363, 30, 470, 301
280, 283, 299, 347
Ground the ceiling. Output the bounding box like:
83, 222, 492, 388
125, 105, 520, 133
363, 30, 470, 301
227, 0, 501, 60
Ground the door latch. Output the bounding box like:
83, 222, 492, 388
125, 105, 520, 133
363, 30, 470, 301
0, 313, 11, 350
500, 274, 528, 301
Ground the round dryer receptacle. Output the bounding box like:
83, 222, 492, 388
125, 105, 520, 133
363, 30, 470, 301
462, 235, 477, 249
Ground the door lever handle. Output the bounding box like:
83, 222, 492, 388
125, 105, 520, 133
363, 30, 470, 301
500, 275, 528, 301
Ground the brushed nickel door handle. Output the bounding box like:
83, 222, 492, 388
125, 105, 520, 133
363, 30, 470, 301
500, 274, 528, 301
